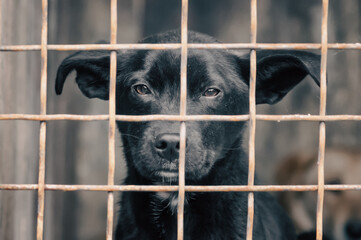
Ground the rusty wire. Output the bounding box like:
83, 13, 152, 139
1, 43, 361, 51
2, 183, 361, 192
0, 0, 360, 240
36, 1, 48, 240
315, 0, 329, 239
2, 113, 361, 122
177, 0, 189, 239
246, 0, 257, 239
105, 0, 118, 239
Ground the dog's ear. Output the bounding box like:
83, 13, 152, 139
55, 50, 113, 100
236, 50, 321, 105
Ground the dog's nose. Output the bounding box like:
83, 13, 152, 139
154, 133, 180, 161
345, 218, 361, 239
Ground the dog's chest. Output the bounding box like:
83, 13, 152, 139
153, 192, 179, 215
149, 192, 180, 238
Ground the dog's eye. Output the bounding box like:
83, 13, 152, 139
326, 179, 342, 185
326, 179, 343, 195
134, 84, 151, 95
203, 88, 220, 97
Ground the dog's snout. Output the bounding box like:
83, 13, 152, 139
154, 133, 181, 161
345, 219, 361, 239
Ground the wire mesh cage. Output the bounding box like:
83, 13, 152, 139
1, 0, 361, 240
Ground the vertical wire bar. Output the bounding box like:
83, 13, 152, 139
106, 0, 117, 239
246, 0, 257, 239
316, 0, 329, 239
36, 0, 48, 240
177, 0, 188, 239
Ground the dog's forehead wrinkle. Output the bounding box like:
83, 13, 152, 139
198, 50, 249, 95
126, 70, 147, 85
142, 51, 182, 95
158, 99, 180, 115
138, 29, 219, 44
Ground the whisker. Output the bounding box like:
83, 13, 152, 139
120, 133, 141, 140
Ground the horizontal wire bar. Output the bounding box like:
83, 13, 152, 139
1, 184, 361, 192
1, 43, 361, 51
0, 114, 109, 121
1, 114, 361, 122
257, 114, 361, 121
0, 44, 180, 51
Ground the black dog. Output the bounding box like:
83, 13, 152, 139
55, 30, 320, 240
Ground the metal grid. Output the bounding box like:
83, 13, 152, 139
1, 0, 361, 240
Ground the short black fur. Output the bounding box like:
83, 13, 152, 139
55, 30, 320, 240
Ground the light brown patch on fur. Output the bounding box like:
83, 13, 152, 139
276, 148, 361, 239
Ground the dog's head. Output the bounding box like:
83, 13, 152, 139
55, 30, 320, 183
277, 148, 361, 240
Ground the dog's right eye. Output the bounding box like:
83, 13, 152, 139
134, 84, 151, 95
203, 88, 221, 97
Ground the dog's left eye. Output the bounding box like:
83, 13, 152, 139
134, 84, 151, 95
203, 88, 220, 97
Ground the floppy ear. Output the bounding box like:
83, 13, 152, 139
236, 50, 321, 105
55, 50, 112, 100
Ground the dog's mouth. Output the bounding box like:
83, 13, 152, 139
154, 170, 179, 179
146, 151, 217, 183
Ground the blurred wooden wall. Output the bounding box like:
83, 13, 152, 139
0, 1, 41, 240
1, 0, 360, 239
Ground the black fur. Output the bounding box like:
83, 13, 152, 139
55, 30, 320, 240
297, 231, 331, 240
